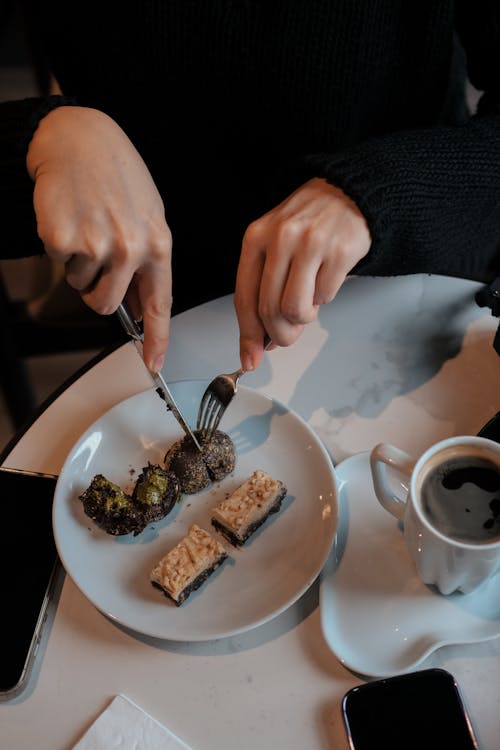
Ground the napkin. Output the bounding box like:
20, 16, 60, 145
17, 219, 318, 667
73, 694, 192, 749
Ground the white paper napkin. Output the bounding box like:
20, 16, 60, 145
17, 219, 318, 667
72, 694, 192, 749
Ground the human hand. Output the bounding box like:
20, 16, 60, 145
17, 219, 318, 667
26, 106, 172, 372
234, 177, 371, 371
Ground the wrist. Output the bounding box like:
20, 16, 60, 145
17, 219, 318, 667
25, 95, 78, 179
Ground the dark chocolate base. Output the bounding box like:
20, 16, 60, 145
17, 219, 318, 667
151, 551, 228, 605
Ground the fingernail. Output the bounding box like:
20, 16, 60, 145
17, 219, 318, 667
152, 354, 165, 373
241, 353, 254, 372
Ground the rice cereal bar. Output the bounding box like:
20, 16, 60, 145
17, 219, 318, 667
211, 469, 287, 546
150, 524, 228, 605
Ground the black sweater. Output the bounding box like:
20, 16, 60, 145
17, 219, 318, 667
1, 0, 500, 313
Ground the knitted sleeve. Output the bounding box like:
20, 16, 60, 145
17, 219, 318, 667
309, 1, 500, 283
0, 95, 76, 259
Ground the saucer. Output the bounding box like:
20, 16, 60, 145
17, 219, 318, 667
320, 452, 500, 677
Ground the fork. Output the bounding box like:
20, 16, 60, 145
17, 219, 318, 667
196, 334, 272, 440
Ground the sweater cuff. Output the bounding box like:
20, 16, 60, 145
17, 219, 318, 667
305, 114, 500, 281
20, 94, 79, 153
0, 95, 79, 158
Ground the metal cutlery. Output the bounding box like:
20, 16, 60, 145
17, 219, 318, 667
116, 303, 201, 451
196, 334, 272, 440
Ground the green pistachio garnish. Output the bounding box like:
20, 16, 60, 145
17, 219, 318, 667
135, 469, 169, 506
85, 475, 130, 513
103, 485, 131, 513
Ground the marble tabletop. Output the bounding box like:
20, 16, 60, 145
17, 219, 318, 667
2, 274, 500, 750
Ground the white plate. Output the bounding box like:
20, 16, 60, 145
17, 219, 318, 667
53, 381, 338, 641
320, 452, 500, 677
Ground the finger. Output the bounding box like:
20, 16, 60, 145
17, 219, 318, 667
257, 227, 307, 347
235, 225, 268, 371
136, 263, 172, 373
313, 256, 346, 305
312, 229, 368, 305
80, 261, 132, 316
65, 253, 103, 291
281, 252, 321, 325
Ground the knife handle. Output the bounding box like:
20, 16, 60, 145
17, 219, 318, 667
116, 303, 143, 342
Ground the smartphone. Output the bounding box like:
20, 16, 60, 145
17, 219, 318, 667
0, 467, 61, 701
342, 668, 479, 750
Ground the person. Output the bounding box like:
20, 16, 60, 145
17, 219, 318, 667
1, 1, 499, 375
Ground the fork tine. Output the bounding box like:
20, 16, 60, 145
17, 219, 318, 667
197, 390, 216, 432
197, 337, 271, 439
196, 390, 213, 432
199, 397, 223, 439
203, 403, 225, 441
197, 387, 222, 430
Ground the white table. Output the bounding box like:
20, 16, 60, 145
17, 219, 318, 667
2, 275, 500, 750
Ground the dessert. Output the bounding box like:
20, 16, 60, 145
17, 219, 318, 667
164, 429, 236, 493
79, 474, 142, 536
211, 469, 287, 546
80, 464, 181, 536
132, 463, 180, 525
150, 524, 228, 605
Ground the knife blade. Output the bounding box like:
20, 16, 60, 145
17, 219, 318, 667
116, 303, 202, 452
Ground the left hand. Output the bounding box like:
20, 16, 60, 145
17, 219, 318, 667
26, 106, 173, 374
234, 177, 371, 371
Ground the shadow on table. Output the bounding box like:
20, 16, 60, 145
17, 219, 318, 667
290, 283, 480, 423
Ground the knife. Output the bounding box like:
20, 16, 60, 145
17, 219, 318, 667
116, 303, 202, 452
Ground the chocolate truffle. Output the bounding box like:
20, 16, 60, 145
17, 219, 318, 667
132, 463, 181, 525
164, 430, 236, 494
79, 474, 142, 535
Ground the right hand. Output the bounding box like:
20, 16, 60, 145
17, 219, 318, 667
234, 178, 371, 371
26, 106, 172, 373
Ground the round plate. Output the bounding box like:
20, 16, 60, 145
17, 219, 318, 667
53, 381, 338, 640
320, 452, 500, 677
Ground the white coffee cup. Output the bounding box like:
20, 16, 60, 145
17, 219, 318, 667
370, 435, 500, 595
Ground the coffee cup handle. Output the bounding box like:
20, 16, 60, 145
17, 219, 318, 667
369, 443, 417, 521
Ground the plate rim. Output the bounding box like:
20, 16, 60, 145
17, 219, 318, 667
53, 380, 339, 641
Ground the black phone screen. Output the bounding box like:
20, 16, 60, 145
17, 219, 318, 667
342, 669, 478, 750
0, 468, 59, 697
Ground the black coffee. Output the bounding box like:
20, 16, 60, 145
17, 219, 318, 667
421, 455, 500, 543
